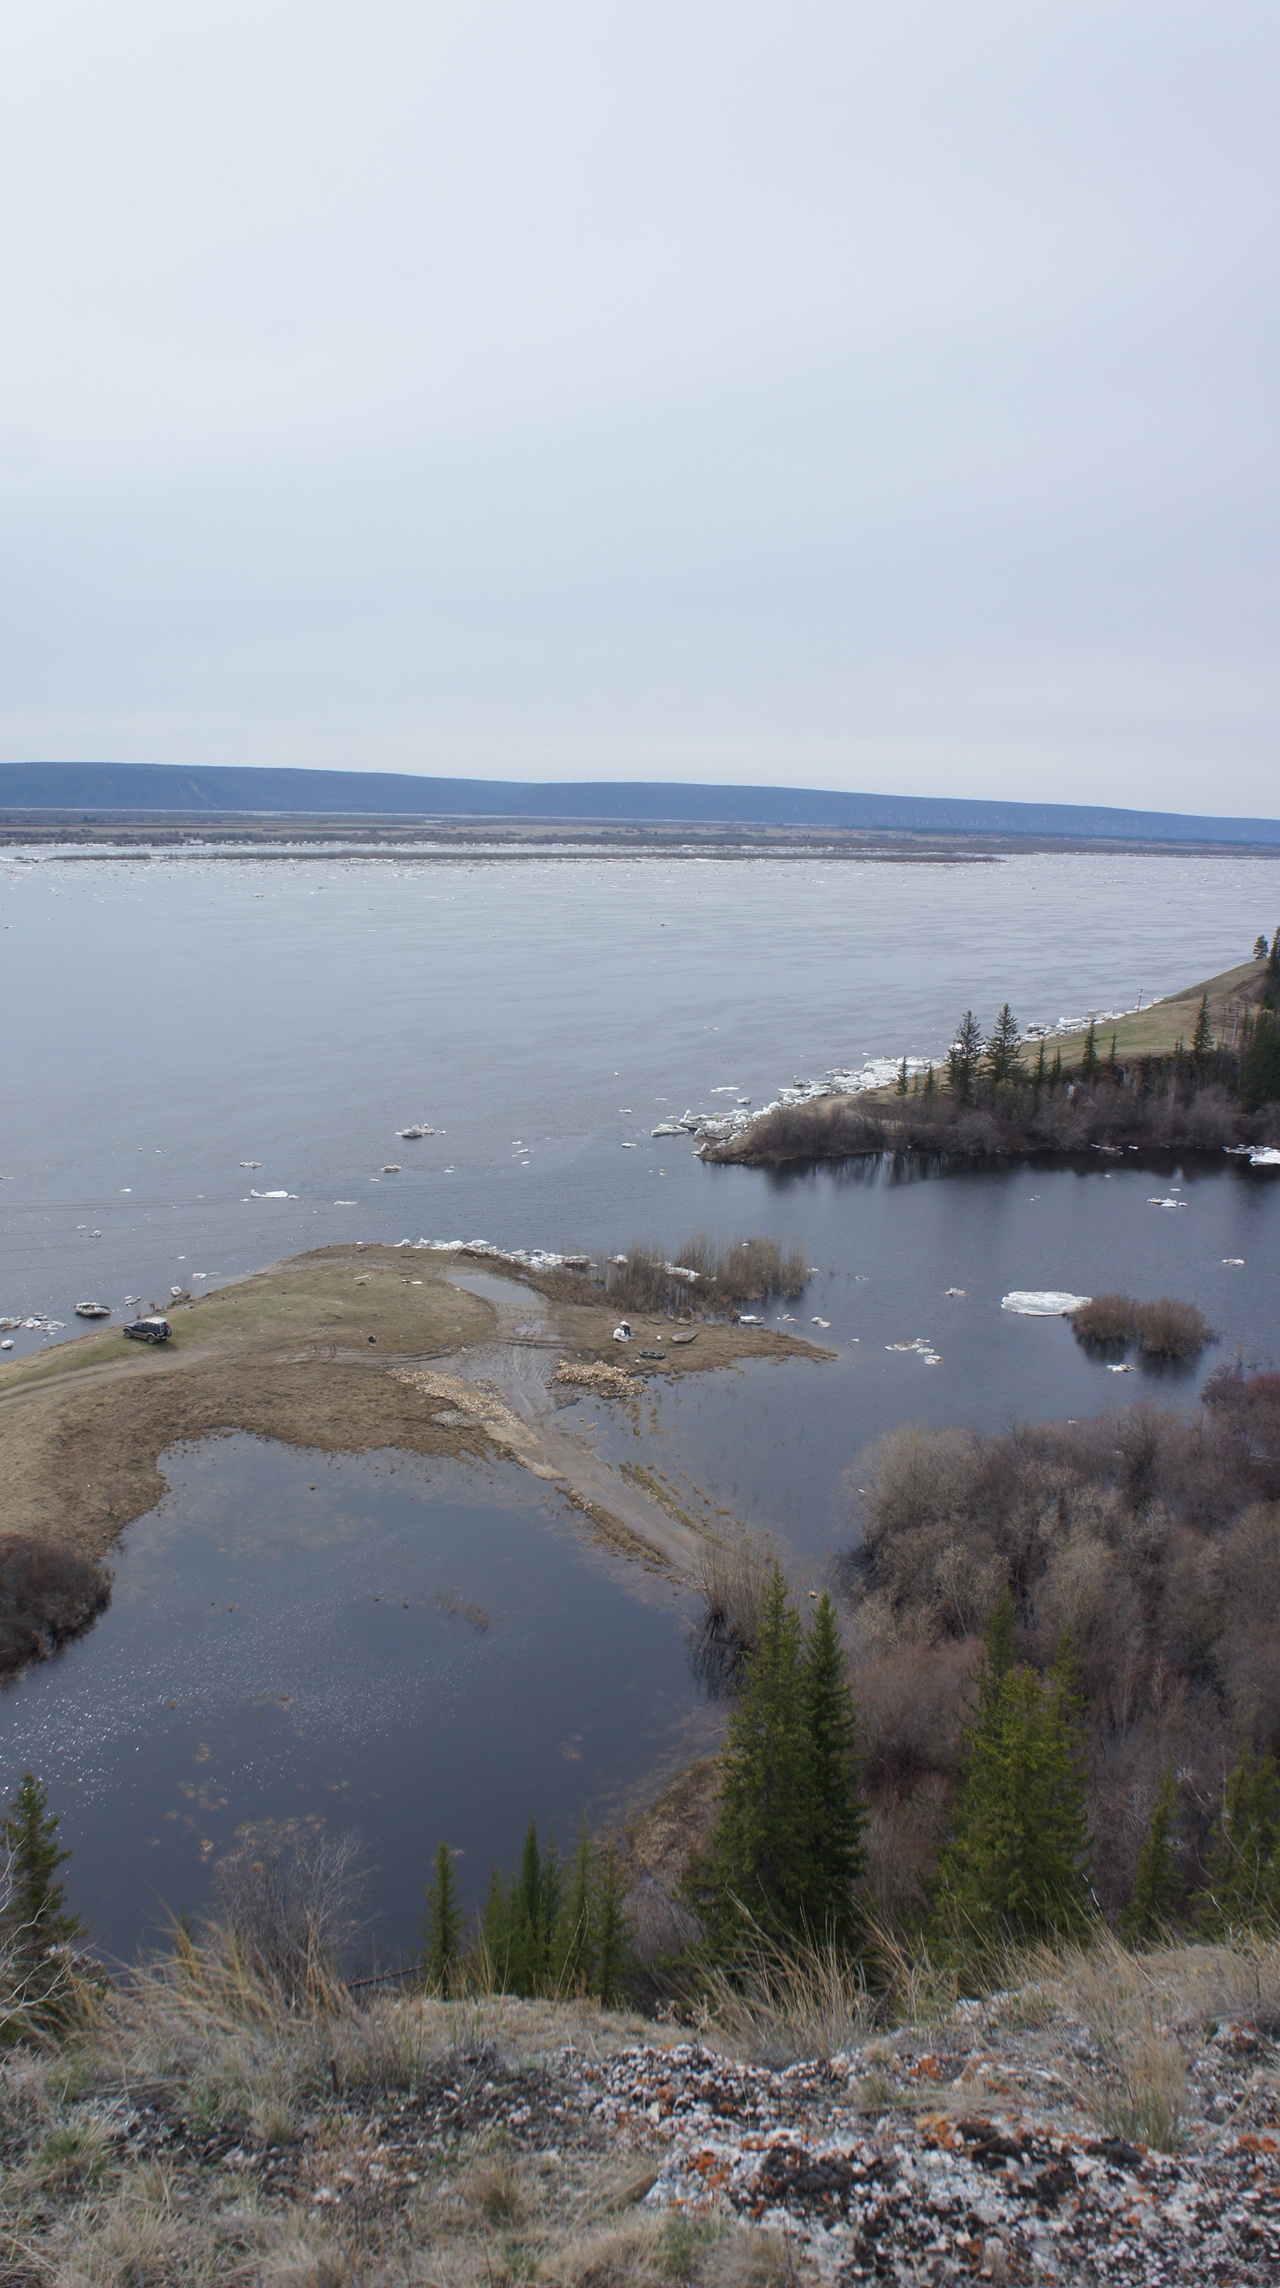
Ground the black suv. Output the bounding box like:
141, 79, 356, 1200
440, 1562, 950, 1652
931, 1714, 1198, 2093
123, 1316, 172, 1344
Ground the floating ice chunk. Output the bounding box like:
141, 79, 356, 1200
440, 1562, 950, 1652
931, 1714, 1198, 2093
1222, 1257, 1245, 1266
620, 1141, 637, 1149
334, 1200, 356, 1206
0, 1340, 11, 1350
239, 1161, 261, 1168
811, 1316, 831, 1328
1001, 1291, 1091, 1315
738, 1313, 764, 1325
651, 1123, 682, 1136
944, 1287, 967, 1297
1107, 1362, 1134, 1373
249, 1189, 295, 1199
396, 1124, 436, 1139
709, 1086, 741, 1094
0, 1317, 19, 1331
1250, 1146, 1280, 1167
1147, 1195, 1188, 1209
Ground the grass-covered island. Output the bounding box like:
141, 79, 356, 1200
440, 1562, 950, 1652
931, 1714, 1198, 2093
707, 941, 1280, 1166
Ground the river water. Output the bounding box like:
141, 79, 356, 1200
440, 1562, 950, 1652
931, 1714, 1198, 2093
1, 845, 1277, 1958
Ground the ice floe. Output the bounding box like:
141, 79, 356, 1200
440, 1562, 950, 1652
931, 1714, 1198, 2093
1001, 1290, 1091, 1315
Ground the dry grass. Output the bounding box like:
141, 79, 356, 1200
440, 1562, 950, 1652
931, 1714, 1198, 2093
688, 1529, 782, 1696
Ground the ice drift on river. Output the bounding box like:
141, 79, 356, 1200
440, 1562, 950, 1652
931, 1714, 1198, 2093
1001, 1290, 1091, 1315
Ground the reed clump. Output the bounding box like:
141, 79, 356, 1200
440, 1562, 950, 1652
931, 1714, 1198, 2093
599, 1236, 808, 1319
1070, 1293, 1215, 1358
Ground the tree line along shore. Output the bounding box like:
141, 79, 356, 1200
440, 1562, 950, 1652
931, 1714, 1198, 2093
707, 938, 1280, 1165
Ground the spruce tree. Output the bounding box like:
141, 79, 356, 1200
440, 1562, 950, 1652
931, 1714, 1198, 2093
508, 1819, 547, 1993
422, 1841, 463, 1992
929, 1611, 1092, 1963
922, 1063, 935, 1097
1034, 1038, 1046, 1092
984, 1004, 1024, 1089
594, 1840, 628, 2006
799, 1592, 866, 1948
482, 1862, 512, 1989
947, 1012, 984, 1104
895, 1055, 908, 1098
553, 1818, 596, 1995
692, 1563, 813, 1963
1191, 993, 1212, 1061
1080, 1019, 1099, 1081
0, 1774, 83, 2027
1123, 1766, 1183, 1943
1196, 1746, 1280, 1936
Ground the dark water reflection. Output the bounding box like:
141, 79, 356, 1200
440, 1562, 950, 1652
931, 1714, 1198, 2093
0, 1438, 714, 1963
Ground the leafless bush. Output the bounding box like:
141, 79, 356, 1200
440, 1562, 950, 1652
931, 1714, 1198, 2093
689, 1530, 781, 1695
208, 1823, 367, 2003
600, 1235, 808, 1319
1135, 1298, 1215, 1359
1071, 1294, 1138, 1346
843, 1396, 1280, 1919
0, 1537, 111, 1674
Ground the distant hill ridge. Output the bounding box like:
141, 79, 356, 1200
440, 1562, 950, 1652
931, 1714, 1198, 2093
1, 760, 1277, 845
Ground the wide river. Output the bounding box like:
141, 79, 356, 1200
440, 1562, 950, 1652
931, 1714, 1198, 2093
1, 844, 1277, 1961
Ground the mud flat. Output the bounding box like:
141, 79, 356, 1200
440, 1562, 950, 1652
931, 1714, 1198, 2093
0, 1245, 829, 1582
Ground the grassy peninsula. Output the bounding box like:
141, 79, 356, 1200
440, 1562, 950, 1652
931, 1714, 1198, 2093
708, 949, 1280, 1166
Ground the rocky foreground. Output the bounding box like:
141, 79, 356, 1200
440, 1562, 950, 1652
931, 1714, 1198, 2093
95, 1997, 1280, 2286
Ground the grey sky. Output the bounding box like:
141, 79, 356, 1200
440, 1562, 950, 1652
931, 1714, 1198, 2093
1, 3, 1276, 813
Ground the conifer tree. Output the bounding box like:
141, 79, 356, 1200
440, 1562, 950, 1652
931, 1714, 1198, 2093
1049, 1046, 1062, 1087
1080, 1019, 1098, 1080
692, 1564, 813, 1962
594, 1841, 627, 2006
984, 1004, 1024, 1089
1034, 1038, 1046, 1092
422, 1840, 463, 1992
799, 1592, 866, 1948
922, 1063, 935, 1097
482, 1861, 511, 1987
1191, 993, 1212, 1061
0, 1775, 83, 2026
947, 1012, 984, 1104
929, 1609, 1092, 1962
1196, 1746, 1280, 1936
1123, 1765, 1183, 1943
895, 1055, 908, 1097
1105, 1032, 1119, 1079
553, 1818, 596, 1994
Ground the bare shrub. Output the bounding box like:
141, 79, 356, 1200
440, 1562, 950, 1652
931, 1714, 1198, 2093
600, 1236, 808, 1319
852, 1642, 977, 1791
1070, 1294, 1137, 1346
689, 1529, 781, 1695
863, 1781, 948, 1921
1135, 1298, 1215, 1359
208, 1823, 366, 2003
0, 1536, 111, 1674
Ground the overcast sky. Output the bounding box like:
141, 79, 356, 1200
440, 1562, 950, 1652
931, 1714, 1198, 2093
1, 3, 1277, 814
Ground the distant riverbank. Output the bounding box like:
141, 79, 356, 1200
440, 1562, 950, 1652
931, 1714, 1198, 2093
705, 954, 1280, 1168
